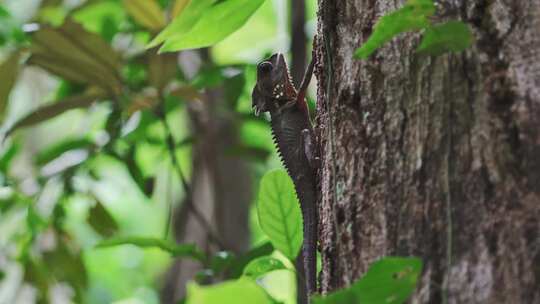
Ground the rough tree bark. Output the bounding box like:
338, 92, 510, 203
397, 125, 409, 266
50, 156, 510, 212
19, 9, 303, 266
315, 1, 540, 303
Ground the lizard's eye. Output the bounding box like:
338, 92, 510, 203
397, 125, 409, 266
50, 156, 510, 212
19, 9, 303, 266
258, 61, 273, 73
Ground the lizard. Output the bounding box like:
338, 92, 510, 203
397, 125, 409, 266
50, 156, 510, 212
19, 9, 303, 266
252, 53, 318, 301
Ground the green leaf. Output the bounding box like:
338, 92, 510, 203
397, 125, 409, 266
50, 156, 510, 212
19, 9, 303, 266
72, 1, 127, 40
158, 0, 265, 52
38, 6, 68, 26
0, 51, 21, 123
123, 0, 165, 30
257, 169, 303, 260
313, 257, 423, 304
353, 257, 422, 303
242, 256, 287, 278
3, 92, 105, 137
186, 278, 273, 304
147, 0, 216, 49
96, 236, 205, 261
354, 0, 435, 59
417, 21, 473, 55
28, 20, 122, 92
87, 201, 118, 238
227, 242, 274, 279
172, 0, 190, 18
0, 142, 19, 172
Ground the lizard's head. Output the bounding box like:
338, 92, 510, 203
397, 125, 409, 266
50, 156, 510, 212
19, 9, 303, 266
252, 53, 297, 116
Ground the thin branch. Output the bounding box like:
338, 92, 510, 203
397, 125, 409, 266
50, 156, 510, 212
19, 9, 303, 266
156, 109, 227, 250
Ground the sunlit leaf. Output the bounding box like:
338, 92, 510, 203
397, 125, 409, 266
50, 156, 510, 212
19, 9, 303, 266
0, 51, 21, 123
4, 92, 105, 137
242, 256, 287, 278
159, 0, 265, 52
96, 236, 205, 261
417, 21, 473, 55
38, 6, 68, 26
172, 0, 190, 18
257, 169, 303, 260
72, 1, 127, 39
313, 257, 423, 304
354, 0, 435, 59
147, 0, 216, 49
28, 20, 122, 91
123, 0, 165, 30
87, 201, 118, 238
186, 278, 273, 304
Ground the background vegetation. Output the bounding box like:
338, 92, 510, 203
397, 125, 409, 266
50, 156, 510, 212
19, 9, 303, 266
0, 0, 316, 303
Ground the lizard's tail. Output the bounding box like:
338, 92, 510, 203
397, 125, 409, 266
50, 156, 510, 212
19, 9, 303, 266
301, 190, 318, 299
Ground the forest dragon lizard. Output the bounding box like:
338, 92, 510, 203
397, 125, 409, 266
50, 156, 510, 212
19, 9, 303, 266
252, 53, 318, 302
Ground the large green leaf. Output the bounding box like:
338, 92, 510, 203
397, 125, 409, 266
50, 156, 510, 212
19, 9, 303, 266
313, 257, 423, 304
0, 51, 21, 123
147, 0, 216, 49
354, 0, 435, 59
172, 0, 190, 18
242, 256, 287, 278
3, 92, 104, 137
28, 20, 122, 92
157, 0, 265, 52
186, 278, 273, 304
257, 169, 303, 260
96, 236, 204, 261
123, 0, 165, 30
417, 21, 473, 55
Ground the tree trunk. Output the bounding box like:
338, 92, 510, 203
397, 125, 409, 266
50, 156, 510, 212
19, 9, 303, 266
315, 1, 540, 303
